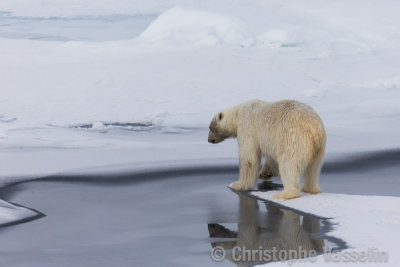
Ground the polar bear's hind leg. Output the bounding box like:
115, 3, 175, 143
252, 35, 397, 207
259, 158, 279, 181
274, 160, 301, 200
301, 150, 323, 194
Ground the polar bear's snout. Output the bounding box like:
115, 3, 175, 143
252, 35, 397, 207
208, 118, 219, 144
208, 131, 218, 144
208, 128, 229, 144
208, 132, 216, 143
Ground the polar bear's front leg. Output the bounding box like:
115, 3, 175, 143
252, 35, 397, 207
230, 143, 261, 191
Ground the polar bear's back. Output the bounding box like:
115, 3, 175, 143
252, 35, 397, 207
239, 99, 326, 161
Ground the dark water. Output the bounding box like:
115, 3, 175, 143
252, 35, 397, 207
0, 175, 342, 267
0, 149, 399, 267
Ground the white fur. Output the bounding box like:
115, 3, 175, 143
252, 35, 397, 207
208, 99, 326, 200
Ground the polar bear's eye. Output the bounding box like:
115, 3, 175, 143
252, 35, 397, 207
219, 113, 224, 120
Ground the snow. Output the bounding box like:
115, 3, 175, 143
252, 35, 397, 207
137, 7, 254, 47
0, 0, 399, 242
363, 76, 400, 90
255, 29, 295, 48
0, 199, 40, 226
0, 2, 399, 154
252, 191, 400, 266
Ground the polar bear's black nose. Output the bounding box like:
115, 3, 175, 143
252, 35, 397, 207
209, 139, 216, 144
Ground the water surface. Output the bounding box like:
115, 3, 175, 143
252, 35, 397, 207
0, 170, 343, 267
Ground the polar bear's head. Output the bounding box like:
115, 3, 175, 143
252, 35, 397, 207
208, 109, 238, 144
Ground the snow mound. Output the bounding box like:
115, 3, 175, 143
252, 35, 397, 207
137, 7, 254, 47
363, 76, 400, 90
0, 199, 41, 226
256, 29, 298, 48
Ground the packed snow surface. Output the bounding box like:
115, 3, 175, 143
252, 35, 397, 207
0, 3, 399, 157
0, 199, 40, 226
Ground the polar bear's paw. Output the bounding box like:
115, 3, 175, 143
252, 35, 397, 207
301, 186, 322, 194
274, 189, 301, 200
229, 181, 252, 191
258, 169, 273, 181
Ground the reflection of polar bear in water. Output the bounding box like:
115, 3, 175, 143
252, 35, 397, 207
208, 192, 324, 266
208, 99, 326, 200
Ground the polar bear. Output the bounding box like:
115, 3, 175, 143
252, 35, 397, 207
208, 99, 326, 200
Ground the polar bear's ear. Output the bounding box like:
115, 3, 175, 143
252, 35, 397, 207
218, 112, 224, 120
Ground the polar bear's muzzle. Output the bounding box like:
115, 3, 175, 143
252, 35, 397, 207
208, 131, 217, 144
208, 131, 225, 144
